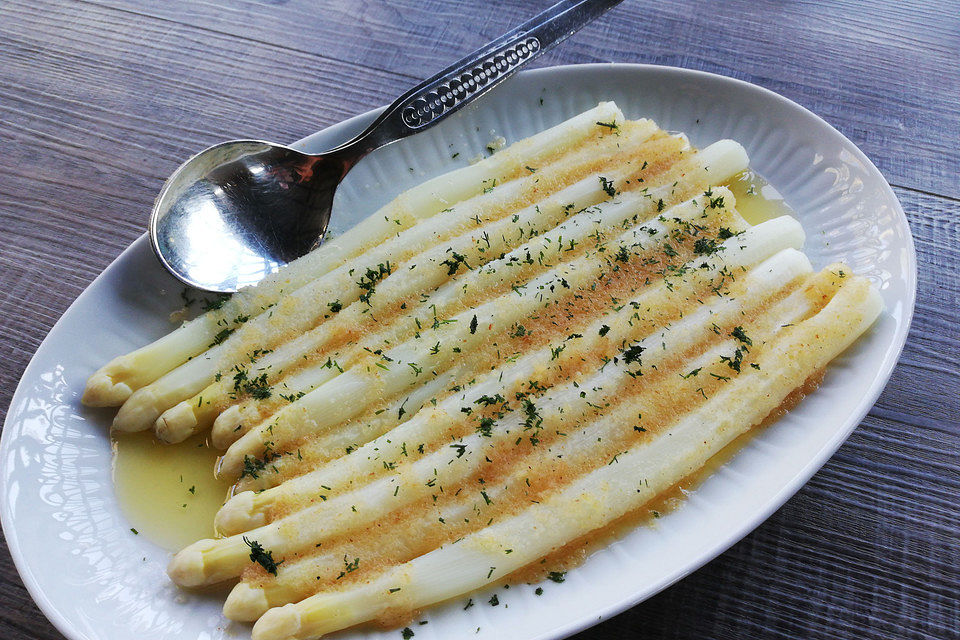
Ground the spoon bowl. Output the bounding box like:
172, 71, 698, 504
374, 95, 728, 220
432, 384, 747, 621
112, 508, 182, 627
150, 141, 353, 292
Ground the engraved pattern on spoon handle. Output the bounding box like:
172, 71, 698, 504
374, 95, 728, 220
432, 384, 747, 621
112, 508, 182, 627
399, 36, 542, 129
338, 0, 624, 155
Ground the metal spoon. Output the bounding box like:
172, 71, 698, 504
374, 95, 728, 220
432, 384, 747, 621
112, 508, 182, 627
150, 0, 624, 292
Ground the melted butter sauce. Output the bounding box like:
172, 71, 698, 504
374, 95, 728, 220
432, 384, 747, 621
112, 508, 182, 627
113, 431, 232, 550
111, 169, 796, 552
723, 169, 795, 225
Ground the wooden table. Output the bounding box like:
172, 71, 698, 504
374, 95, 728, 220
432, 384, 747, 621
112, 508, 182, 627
1, 1, 957, 638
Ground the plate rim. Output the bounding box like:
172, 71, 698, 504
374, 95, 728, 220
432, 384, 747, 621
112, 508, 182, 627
0, 62, 917, 640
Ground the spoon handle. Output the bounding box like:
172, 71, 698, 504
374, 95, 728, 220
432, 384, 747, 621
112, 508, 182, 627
335, 0, 624, 157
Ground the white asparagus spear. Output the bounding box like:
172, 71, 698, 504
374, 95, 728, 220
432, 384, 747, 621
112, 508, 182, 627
208, 137, 744, 450
154, 122, 673, 443
218, 194, 793, 480
114, 117, 656, 434
250, 272, 882, 640
83, 102, 624, 407
214, 245, 812, 536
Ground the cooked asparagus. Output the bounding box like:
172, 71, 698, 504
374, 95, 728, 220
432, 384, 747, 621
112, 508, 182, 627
83, 103, 881, 638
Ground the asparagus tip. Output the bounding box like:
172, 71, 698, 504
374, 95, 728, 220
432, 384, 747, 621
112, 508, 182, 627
252, 604, 303, 640
81, 373, 131, 407
215, 448, 244, 481
167, 539, 217, 587
211, 404, 245, 449
112, 388, 162, 432
155, 402, 200, 444
215, 491, 261, 536
223, 582, 270, 621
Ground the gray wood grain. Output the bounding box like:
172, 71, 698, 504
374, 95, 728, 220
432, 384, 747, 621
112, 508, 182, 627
82, 0, 960, 199
0, 1, 957, 639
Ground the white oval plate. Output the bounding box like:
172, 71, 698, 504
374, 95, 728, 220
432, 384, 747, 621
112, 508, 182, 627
1, 64, 915, 640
